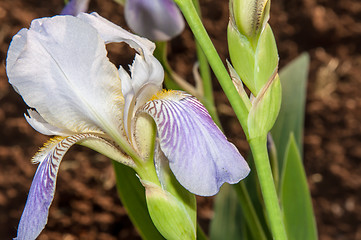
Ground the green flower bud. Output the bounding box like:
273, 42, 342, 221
142, 180, 196, 240
228, 19, 278, 96
231, 0, 270, 40
247, 72, 281, 139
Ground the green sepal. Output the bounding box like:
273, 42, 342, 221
254, 25, 278, 94
143, 180, 196, 240
228, 20, 256, 94
228, 22, 278, 96
248, 74, 281, 139
280, 134, 318, 240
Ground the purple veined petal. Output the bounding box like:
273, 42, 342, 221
60, 0, 90, 16
124, 0, 185, 41
15, 133, 124, 239
141, 91, 250, 196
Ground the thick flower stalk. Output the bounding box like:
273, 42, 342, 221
6, 12, 250, 239
227, 0, 286, 239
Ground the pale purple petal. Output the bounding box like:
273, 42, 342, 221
60, 0, 90, 16
125, 0, 185, 41
15, 134, 114, 239
141, 91, 250, 196
16, 137, 72, 239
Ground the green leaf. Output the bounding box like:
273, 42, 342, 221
280, 134, 318, 240
210, 184, 244, 240
112, 162, 165, 240
271, 53, 309, 172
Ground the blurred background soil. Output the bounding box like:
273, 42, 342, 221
0, 0, 360, 239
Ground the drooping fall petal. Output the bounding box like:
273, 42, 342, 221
141, 91, 250, 196
15, 134, 131, 239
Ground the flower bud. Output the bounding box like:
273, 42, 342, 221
142, 180, 196, 240
125, 0, 185, 41
231, 0, 270, 39
228, 0, 278, 96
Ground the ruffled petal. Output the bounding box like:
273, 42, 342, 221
141, 91, 250, 196
77, 13, 164, 137
6, 15, 125, 140
77, 12, 155, 55
124, 0, 185, 41
15, 133, 128, 239
77, 12, 164, 98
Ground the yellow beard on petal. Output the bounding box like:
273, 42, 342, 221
31, 136, 66, 164
150, 89, 185, 101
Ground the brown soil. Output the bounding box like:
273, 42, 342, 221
0, 0, 360, 239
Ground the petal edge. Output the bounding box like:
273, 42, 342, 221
142, 91, 250, 196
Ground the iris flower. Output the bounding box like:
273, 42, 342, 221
6, 13, 250, 239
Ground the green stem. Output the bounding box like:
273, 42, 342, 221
154, 41, 183, 90
175, 1, 287, 239
233, 182, 267, 240
249, 136, 288, 240
196, 224, 209, 240
191, 0, 221, 127
174, 0, 250, 136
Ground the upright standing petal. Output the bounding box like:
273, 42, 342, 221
6, 15, 125, 140
77, 13, 164, 89
77, 12, 155, 56
77, 13, 164, 136
124, 0, 185, 41
141, 91, 250, 196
